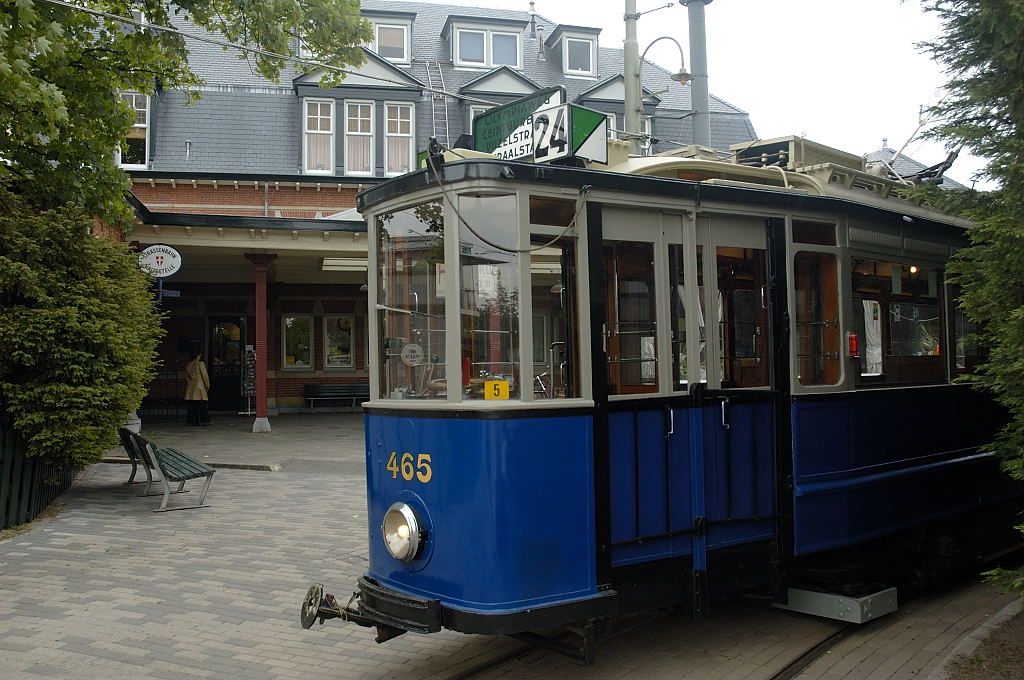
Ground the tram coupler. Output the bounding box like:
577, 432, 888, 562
300, 583, 408, 643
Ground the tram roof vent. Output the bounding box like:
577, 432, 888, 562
730, 136, 866, 174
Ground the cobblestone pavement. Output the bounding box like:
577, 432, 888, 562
0, 464, 1017, 680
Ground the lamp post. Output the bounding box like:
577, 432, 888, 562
624, 4, 691, 155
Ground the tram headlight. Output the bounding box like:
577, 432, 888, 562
382, 502, 424, 562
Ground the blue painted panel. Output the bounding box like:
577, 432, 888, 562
609, 400, 775, 567
703, 401, 775, 551
364, 413, 596, 613
791, 386, 1018, 555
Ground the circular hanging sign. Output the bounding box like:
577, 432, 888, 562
138, 244, 182, 278
400, 343, 425, 367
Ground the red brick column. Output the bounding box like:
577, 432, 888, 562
246, 254, 276, 432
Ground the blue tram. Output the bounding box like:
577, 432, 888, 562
301, 138, 1023, 659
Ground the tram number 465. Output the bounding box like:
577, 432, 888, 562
533, 105, 569, 162
386, 451, 433, 483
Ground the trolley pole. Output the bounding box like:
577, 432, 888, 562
681, 0, 712, 148
623, 0, 642, 156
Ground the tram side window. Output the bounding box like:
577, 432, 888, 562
793, 252, 840, 385
718, 247, 769, 388
530, 235, 579, 399
459, 194, 521, 400
668, 244, 706, 388
851, 258, 945, 385
951, 285, 985, 376
377, 200, 447, 399
604, 241, 658, 394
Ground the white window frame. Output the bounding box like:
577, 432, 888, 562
563, 36, 597, 78
324, 314, 356, 369
468, 105, 491, 131
302, 97, 335, 175
282, 315, 314, 370
605, 113, 617, 140
384, 102, 415, 177
117, 92, 149, 170
490, 31, 521, 69
453, 26, 521, 69
373, 23, 410, 64
344, 100, 375, 177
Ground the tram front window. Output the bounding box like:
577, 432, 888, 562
459, 194, 521, 400
604, 241, 658, 395
377, 201, 447, 399
668, 244, 706, 388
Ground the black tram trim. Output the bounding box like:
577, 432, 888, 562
357, 160, 967, 237
587, 201, 614, 588
766, 216, 795, 592
361, 405, 594, 419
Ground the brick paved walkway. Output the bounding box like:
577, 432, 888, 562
0, 463, 1016, 680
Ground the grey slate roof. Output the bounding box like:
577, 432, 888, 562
149, 0, 757, 175
865, 146, 968, 191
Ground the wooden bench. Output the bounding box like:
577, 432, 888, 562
129, 432, 215, 512
304, 384, 370, 413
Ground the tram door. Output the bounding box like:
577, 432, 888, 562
691, 214, 776, 599
601, 209, 776, 607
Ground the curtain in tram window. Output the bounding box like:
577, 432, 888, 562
862, 300, 883, 375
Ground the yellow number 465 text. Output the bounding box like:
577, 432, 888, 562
386, 451, 433, 483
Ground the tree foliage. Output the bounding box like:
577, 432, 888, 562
0, 0, 370, 466
918, 0, 1024, 592
0, 183, 163, 468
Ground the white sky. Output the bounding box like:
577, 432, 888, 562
412, 0, 991, 188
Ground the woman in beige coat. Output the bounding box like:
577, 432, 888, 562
185, 350, 211, 425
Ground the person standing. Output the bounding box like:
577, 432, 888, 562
185, 350, 211, 425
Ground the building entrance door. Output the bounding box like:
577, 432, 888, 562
208, 316, 244, 412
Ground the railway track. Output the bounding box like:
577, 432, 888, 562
437, 614, 860, 680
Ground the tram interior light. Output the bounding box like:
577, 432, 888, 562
382, 502, 424, 562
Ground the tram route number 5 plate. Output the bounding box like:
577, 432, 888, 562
532, 104, 570, 163
484, 380, 510, 400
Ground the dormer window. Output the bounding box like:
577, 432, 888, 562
565, 37, 595, 76
545, 25, 601, 79
373, 24, 409, 63
455, 28, 520, 68
443, 16, 527, 70
361, 11, 415, 64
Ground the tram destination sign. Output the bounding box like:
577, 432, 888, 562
473, 88, 607, 165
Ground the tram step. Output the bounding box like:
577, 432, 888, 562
773, 586, 897, 624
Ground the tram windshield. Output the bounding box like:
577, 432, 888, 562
377, 201, 447, 399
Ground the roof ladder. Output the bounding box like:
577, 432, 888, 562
424, 61, 450, 148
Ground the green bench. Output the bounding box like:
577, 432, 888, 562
128, 432, 215, 512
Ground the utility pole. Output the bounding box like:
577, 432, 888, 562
624, 0, 642, 156
681, 0, 712, 148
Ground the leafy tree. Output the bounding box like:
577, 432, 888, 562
0, 0, 370, 466
918, 0, 1024, 592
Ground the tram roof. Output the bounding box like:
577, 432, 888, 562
356, 158, 972, 237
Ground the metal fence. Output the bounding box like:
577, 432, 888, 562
0, 418, 78, 531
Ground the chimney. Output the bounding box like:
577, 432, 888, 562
529, 2, 536, 37
537, 26, 546, 60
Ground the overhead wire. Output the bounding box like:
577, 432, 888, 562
426, 151, 590, 255
32, 0, 499, 105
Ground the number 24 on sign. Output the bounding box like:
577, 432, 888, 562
386, 452, 433, 483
